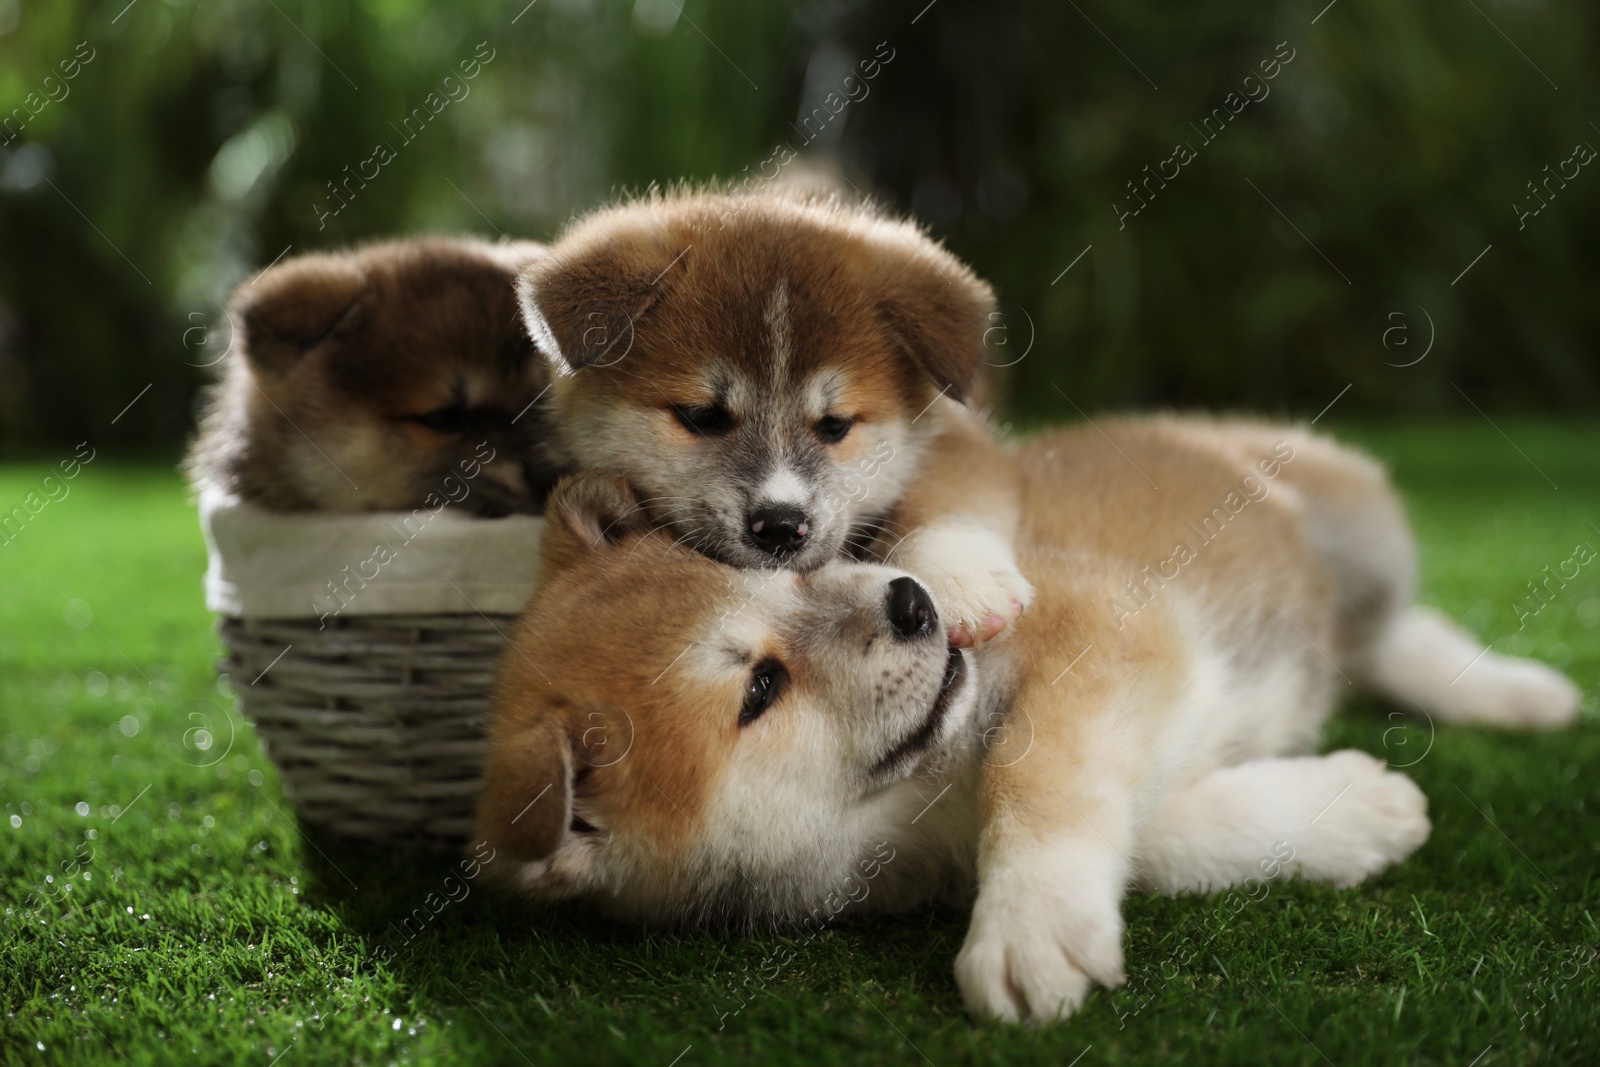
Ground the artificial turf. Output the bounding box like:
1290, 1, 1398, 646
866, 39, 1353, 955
2, 421, 1597, 1066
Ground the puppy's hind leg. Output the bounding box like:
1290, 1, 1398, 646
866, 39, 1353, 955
1352, 606, 1581, 729
1136, 752, 1431, 893
1261, 427, 1581, 729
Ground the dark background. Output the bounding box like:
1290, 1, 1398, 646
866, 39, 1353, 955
1, 0, 1596, 456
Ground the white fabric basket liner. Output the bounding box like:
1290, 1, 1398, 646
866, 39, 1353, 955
200, 487, 544, 620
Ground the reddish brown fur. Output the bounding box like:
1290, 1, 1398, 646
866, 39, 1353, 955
475, 417, 1344, 902
187, 237, 563, 516
478, 476, 736, 889
515, 188, 1002, 575
474, 416, 1575, 1021
523, 188, 993, 405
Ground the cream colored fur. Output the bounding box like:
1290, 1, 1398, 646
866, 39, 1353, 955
474, 417, 1582, 1027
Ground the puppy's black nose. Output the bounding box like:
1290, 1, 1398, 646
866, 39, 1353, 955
886, 576, 937, 639
747, 506, 810, 556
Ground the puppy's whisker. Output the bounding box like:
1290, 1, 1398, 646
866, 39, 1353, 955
633, 495, 702, 506
645, 506, 699, 523
667, 527, 711, 552
853, 544, 896, 565
609, 500, 694, 541
863, 517, 916, 540
876, 524, 933, 569
622, 523, 707, 561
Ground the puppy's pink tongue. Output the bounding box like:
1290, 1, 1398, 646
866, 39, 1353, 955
949, 624, 975, 649
977, 613, 1008, 642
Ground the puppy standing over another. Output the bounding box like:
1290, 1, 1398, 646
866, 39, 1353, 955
473, 417, 1582, 1024
516, 186, 1030, 646
187, 238, 563, 517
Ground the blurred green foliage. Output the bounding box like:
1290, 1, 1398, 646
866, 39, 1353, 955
0, 0, 1596, 454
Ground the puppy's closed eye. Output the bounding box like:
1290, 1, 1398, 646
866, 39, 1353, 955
815, 414, 854, 444
408, 404, 471, 434
672, 403, 736, 437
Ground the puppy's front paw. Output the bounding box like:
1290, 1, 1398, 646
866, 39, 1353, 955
954, 855, 1125, 1025
896, 524, 1034, 647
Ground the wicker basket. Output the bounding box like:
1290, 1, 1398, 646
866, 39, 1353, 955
201, 490, 542, 848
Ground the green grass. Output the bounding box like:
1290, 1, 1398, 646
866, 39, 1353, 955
3, 422, 1598, 1066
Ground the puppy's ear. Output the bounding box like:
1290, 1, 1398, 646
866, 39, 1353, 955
474, 718, 573, 865
540, 472, 653, 574
515, 233, 672, 373
231, 256, 367, 374
869, 223, 996, 403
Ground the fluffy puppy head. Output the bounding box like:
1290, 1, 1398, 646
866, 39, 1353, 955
189, 238, 562, 516
517, 187, 995, 569
473, 472, 980, 926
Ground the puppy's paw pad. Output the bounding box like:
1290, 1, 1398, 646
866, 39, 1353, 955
925, 561, 1034, 647
896, 524, 1034, 646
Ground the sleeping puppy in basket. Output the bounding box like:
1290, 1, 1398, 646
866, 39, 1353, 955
473, 419, 1581, 1024
187, 238, 563, 517
516, 185, 1028, 646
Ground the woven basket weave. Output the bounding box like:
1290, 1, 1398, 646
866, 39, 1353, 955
200, 488, 542, 849
218, 612, 513, 847
219, 614, 515, 844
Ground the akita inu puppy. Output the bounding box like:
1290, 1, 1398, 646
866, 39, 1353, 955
188, 238, 561, 517
473, 417, 1581, 1024
516, 186, 1029, 646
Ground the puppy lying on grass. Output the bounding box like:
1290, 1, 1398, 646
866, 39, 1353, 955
187, 238, 562, 516
474, 417, 1579, 1024
516, 185, 1030, 646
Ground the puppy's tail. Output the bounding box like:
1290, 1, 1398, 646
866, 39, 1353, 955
1352, 606, 1581, 729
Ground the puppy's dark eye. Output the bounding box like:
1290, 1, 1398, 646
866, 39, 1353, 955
740, 658, 787, 727
815, 414, 854, 444
410, 405, 469, 434
672, 403, 735, 437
